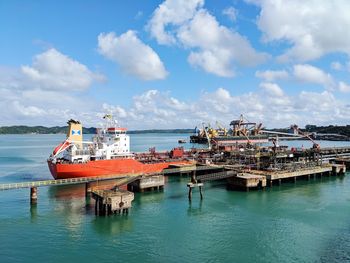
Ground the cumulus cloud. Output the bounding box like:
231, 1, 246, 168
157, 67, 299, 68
147, 0, 204, 45
0, 86, 100, 126
98, 31, 168, 80
21, 48, 104, 91
147, 0, 268, 77
222, 7, 237, 21
338, 81, 350, 93
255, 69, 289, 82
101, 87, 350, 129
331, 61, 343, 71
179, 9, 268, 76
260, 82, 284, 97
252, 0, 350, 62
293, 64, 335, 89
0, 49, 103, 125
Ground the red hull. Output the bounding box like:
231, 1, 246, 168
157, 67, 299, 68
48, 158, 192, 179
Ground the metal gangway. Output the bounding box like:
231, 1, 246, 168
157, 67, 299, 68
0, 164, 223, 191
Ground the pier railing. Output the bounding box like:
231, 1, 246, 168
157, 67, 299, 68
0, 164, 222, 191
0, 176, 131, 191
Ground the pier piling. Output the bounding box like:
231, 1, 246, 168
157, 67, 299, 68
85, 182, 92, 196
30, 187, 37, 205
127, 175, 164, 192
92, 190, 134, 216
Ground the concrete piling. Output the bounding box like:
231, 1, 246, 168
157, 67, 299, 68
30, 187, 37, 205
85, 182, 92, 196
92, 189, 134, 216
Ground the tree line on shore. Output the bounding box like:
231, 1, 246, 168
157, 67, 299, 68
0, 125, 194, 134
1, 124, 350, 136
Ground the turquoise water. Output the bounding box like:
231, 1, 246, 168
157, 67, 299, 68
0, 134, 350, 262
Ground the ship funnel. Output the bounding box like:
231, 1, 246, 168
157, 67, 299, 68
67, 119, 83, 147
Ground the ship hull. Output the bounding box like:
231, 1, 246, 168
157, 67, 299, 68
48, 158, 192, 179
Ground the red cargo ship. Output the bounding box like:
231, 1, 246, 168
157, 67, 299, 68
48, 116, 193, 179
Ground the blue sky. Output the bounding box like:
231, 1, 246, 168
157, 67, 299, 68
1, 0, 350, 129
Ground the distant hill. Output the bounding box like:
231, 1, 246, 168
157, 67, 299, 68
269, 125, 350, 140
304, 124, 350, 137
2, 124, 349, 137
0, 125, 195, 134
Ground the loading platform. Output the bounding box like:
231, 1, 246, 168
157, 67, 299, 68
241, 163, 346, 186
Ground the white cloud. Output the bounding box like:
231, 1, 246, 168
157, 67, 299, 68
21, 48, 104, 91
12, 101, 46, 117
222, 7, 237, 22
330, 61, 350, 72
0, 49, 103, 126
331, 61, 343, 71
101, 86, 350, 129
255, 69, 289, 82
338, 81, 350, 93
147, 0, 204, 45
178, 9, 268, 76
293, 64, 334, 89
147, 0, 268, 77
98, 31, 168, 80
260, 82, 284, 97
253, 0, 350, 61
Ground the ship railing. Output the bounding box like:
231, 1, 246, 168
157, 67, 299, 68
73, 149, 91, 156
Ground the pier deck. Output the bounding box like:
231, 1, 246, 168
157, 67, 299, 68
241, 164, 346, 185
227, 173, 266, 190
0, 165, 221, 191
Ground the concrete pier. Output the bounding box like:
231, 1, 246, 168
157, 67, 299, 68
227, 173, 266, 191
85, 182, 92, 196
92, 189, 134, 216
334, 158, 350, 169
128, 175, 164, 192
243, 164, 346, 186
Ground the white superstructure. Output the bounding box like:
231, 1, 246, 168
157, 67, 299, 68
92, 126, 131, 160
50, 115, 133, 163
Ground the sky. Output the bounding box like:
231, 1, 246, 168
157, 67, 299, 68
1, 0, 350, 129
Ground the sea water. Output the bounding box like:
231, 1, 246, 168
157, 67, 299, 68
0, 134, 350, 263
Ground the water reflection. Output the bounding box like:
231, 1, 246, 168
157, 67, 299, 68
30, 203, 38, 222
134, 191, 165, 205
92, 216, 133, 236
187, 199, 203, 216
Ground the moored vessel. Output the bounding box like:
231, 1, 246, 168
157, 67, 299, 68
48, 115, 193, 179
190, 115, 269, 146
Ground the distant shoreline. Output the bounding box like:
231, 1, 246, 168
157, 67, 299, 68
0, 125, 194, 135
1, 125, 350, 139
